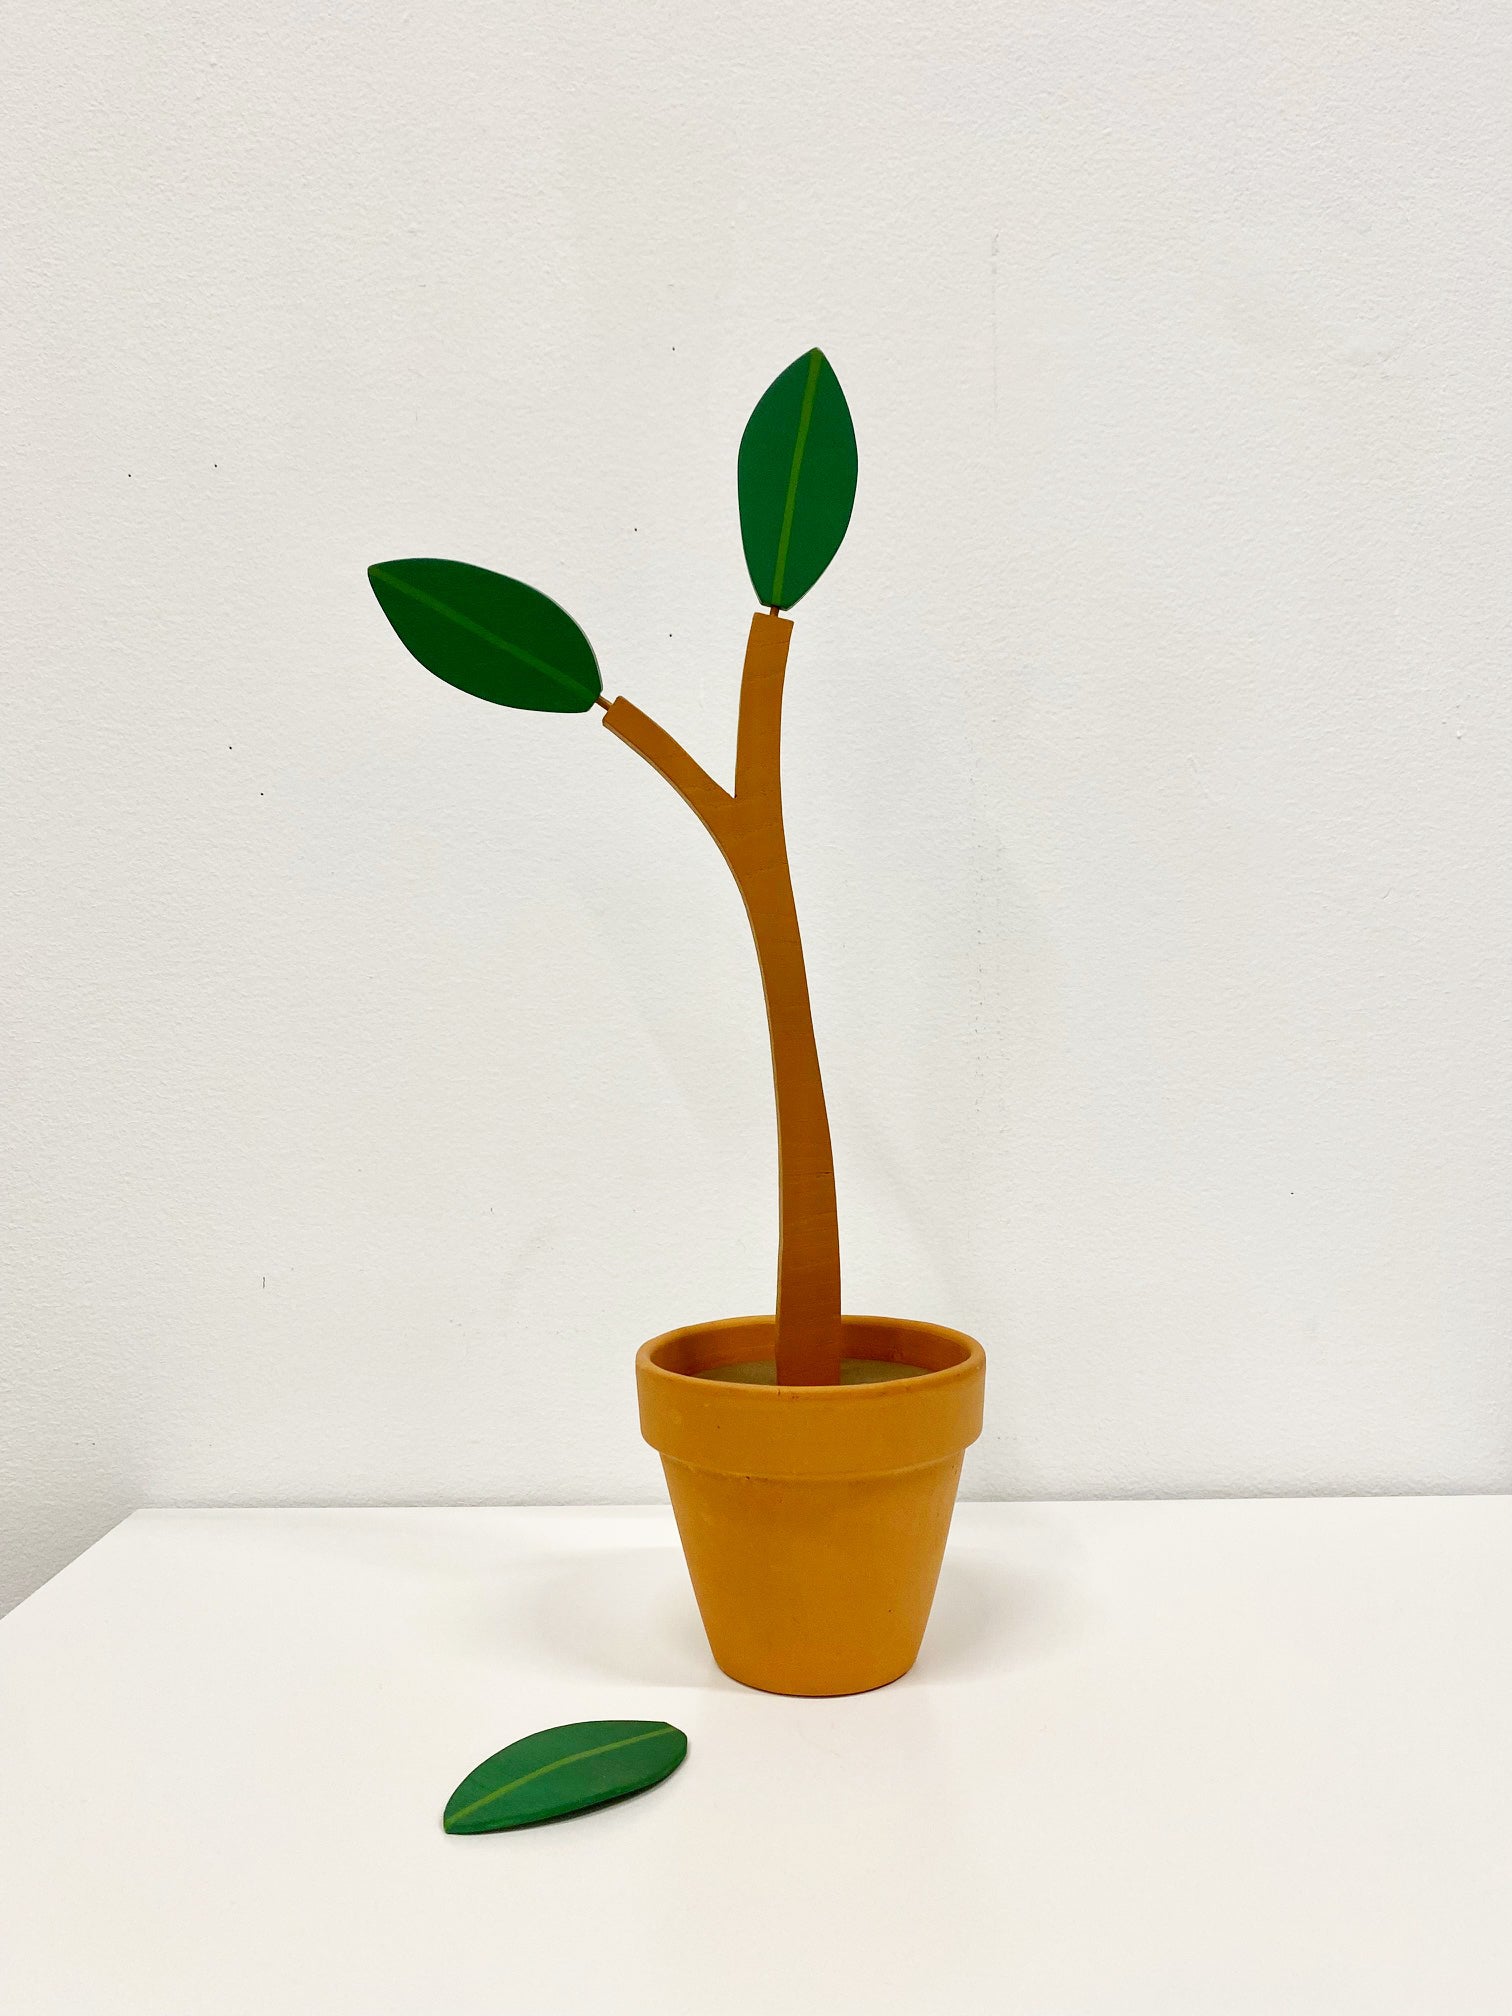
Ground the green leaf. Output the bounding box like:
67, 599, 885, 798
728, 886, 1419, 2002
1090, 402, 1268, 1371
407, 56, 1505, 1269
442, 1720, 687, 1834
368, 559, 601, 713
737, 349, 858, 610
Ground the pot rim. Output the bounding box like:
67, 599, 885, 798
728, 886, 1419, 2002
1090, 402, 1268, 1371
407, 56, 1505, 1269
639, 1311, 981, 1392
636, 1314, 986, 1479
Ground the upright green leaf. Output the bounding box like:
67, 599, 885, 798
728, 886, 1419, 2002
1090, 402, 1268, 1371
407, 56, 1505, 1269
737, 349, 858, 609
368, 558, 601, 713
443, 1720, 687, 1834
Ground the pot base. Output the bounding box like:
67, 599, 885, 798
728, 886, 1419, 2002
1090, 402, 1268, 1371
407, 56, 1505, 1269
663, 1452, 969, 1694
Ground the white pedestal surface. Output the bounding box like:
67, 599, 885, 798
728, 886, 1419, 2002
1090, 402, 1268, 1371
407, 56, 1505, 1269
2, 1498, 1509, 2014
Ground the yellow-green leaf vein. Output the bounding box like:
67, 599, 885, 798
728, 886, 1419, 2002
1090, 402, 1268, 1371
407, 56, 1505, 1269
769, 348, 824, 607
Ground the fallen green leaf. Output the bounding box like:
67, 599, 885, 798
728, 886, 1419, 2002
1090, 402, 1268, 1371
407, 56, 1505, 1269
442, 1720, 688, 1834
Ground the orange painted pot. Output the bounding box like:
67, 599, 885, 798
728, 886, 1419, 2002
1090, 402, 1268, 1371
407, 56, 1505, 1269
636, 1314, 986, 1696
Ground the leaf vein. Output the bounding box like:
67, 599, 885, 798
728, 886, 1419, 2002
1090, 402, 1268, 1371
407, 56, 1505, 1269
769, 350, 824, 607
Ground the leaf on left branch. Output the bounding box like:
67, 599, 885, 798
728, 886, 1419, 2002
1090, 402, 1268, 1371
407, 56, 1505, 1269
368, 558, 602, 713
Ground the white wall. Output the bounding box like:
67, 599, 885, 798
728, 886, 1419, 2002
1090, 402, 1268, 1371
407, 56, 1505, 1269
4, 1, 1511, 1616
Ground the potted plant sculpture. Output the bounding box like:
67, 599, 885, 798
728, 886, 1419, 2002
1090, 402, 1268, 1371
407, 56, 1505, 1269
368, 350, 986, 1695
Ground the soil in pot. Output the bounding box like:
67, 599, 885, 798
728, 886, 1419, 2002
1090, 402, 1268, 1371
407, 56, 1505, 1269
694, 1358, 926, 1385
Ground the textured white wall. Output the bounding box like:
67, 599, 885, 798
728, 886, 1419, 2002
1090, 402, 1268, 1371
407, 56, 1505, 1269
4, 2, 1511, 1615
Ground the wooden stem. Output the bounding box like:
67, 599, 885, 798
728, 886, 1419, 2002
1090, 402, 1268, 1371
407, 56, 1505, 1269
601, 611, 843, 1385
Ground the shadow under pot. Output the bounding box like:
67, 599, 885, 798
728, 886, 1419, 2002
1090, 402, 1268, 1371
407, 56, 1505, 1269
636, 1314, 986, 1697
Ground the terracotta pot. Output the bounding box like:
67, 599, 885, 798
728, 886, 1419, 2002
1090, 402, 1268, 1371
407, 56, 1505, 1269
636, 1314, 986, 1696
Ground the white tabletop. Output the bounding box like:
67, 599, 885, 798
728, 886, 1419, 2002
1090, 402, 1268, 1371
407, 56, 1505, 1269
2, 1498, 1509, 2014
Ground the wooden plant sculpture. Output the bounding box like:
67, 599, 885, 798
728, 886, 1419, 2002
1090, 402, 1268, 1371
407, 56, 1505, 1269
369, 350, 986, 1696
369, 349, 856, 1386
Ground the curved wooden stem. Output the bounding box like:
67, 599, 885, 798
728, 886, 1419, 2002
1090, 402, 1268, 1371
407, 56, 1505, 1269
601, 613, 843, 1385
